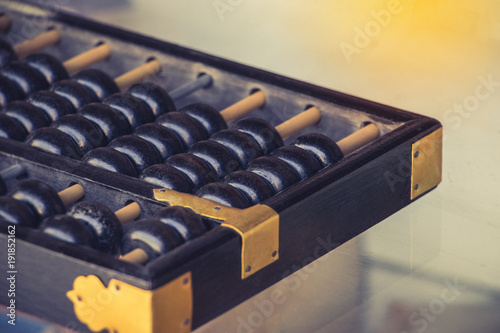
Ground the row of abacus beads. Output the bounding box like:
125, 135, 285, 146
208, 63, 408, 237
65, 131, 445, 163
40, 202, 208, 264
0, 56, 162, 140
138, 106, 322, 192
22, 73, 214, 157
0, 27, 114, 106
196, 123, 380, 208
0, 169, 208, 263
80, 91, 271, 177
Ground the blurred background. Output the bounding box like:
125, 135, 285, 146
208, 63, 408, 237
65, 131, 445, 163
7, 0, 500, 332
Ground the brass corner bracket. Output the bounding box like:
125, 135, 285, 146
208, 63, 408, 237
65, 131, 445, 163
67, 272, 192, 333
154, 188, 279, 279
411, 127, 443, 200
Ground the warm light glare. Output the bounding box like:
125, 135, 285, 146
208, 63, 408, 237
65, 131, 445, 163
290, 0, 500, 114
332, 0, 498, 70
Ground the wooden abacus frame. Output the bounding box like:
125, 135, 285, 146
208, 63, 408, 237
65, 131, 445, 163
0, 2, 442, 332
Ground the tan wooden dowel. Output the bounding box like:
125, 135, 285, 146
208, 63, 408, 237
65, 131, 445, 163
0, 13, 11, 32
58, 184, 84, 206
63, 43, 111, 76
114, 202, 141, 224
13, 29, 61, 59
276, 106, 321, 140
121, 248, 149, 264
114, 59, 161, 91
337, 123, 379, 156
220, 91, 266, 123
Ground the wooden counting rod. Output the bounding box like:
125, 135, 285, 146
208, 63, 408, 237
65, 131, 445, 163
114, 202, 141, 224
275, 106, 322, 140
114, 58, 162, 91
63, 43, 112, 76
117, 203, 148, 264
219, 90, 266, 123
58, 184, 85, 206
337, 123, 380, 156
121, 248, 149, 265
13, 28, 61, 59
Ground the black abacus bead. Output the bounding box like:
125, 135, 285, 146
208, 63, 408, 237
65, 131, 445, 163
73, 69, 120, 101
26, 127, 82, 159
68, 201, 123, 255
0, 196, 38, 228
0, 113, 27, 140
82, 147, 137, 177
24, 53, 69, 84
247, 156, 300, 193
188, 140, 240, 179
234, 118, 283, 155
0, 38, 17, 67
8, 179, 66, 222
156, 112, 209, 149
270, 145, 321, 180
195, 183, 251, 209
122, 219, 184, 259
292, 133, 344, 168
154, 206, 207, 241
1, 61, 49, 95
179, 103, 227, 136
39, 215, 97, 248
3, 101, 50, 134
104, 93, 155, 129
51, 114, 106, 156
134, 123, 184, 161
79, 103, 131, 144
108, 135, 162, 174
139, 164, 193, 193
210, 129, 263, 168
0, 73, 24, 107
27, 91, 75, 122
51, 79, 99, 110
223, 170, 275, 205
165, 154, 218, 191
127, 82, 176, 118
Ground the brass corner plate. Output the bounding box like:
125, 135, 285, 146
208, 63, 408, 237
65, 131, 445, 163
67, 272, 192, 333
411, 127, 443, 200
154, 188, 279, 279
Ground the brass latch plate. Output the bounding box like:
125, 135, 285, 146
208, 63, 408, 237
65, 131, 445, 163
411, 127, 443, 200
67, 272, 192, 333
154, 188, 279, 279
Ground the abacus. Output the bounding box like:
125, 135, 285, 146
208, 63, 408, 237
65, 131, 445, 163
0, 2, 443, 333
